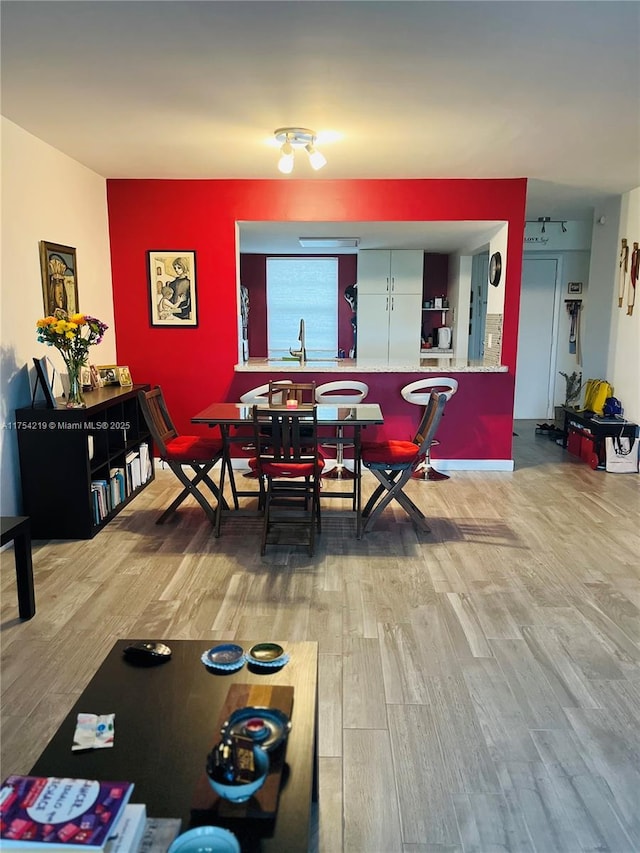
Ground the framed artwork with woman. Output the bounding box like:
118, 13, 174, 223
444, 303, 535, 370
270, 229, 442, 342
39, 241, 79, 316
147, 250, 198, 327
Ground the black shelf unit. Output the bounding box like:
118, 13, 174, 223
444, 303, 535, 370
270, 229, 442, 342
16, 384, 154, 540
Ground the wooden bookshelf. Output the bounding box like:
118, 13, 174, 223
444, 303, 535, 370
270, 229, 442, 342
16, 385, 154, 540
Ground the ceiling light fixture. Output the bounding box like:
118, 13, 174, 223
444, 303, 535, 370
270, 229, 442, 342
274, 127, 327, 173
298, 237, 359, 248
527, 217, 568, 235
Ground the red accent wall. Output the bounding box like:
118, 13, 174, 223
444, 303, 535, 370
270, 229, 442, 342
106, 178, 526, 460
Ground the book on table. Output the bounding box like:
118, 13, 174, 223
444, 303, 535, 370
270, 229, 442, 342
0, 776, 134, 850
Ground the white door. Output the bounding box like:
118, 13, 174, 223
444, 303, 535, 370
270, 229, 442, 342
514, 258, 559, 419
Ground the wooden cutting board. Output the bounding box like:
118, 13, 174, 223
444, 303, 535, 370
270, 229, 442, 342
191, 683, 294, 820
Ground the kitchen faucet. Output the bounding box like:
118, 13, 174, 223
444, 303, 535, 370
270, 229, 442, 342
290, 318, 306, 364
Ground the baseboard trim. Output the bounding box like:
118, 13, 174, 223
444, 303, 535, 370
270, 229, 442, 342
432, 459, 515, 472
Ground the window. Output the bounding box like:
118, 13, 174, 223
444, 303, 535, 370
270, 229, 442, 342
266, 257, 338, 357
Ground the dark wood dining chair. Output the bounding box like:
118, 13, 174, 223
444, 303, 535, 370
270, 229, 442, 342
360, 390, 447, 533
248, 404, 324, 555
138, 386, 227, 525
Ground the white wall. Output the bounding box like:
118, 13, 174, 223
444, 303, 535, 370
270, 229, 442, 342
607, 187, 640, 423
0, 117, 115, 515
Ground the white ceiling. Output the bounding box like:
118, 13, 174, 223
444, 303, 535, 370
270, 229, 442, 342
2, 1, 639, 252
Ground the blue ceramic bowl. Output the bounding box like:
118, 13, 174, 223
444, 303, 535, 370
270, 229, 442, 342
207, 745, 269, 803
168, 826, 240, 853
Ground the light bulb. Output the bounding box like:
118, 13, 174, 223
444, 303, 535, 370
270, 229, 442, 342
305, 143, 327, 170
278, 141, 294, 174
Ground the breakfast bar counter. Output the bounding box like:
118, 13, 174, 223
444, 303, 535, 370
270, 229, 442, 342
236, 357, 508, 373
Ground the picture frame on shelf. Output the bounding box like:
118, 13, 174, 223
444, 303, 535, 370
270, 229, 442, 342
117, 365, 133, 387
80, 366, 93, 389
96, 365, 119, 386
568, 281, 583, 294
31, 356, 57, 408
39, 241, 79, 316
147, 250, 198, 327
90, 364, 102, 388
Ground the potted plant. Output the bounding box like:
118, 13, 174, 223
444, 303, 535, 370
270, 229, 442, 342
557, 370, 583, 423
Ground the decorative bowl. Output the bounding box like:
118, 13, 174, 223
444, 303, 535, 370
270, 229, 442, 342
221, 706, 292, 752
201, 643, 245, 672
168, 826, 240, 853
206, 744, 269, 803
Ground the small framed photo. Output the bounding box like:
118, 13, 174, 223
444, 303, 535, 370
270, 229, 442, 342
39, 241, 79, 316
90, 364, 102, 388
147, 250, 197, 327
96, 365, 119, 386
568, 282, 583, 294
117, 366, 133, 387
80, 366, 93, 389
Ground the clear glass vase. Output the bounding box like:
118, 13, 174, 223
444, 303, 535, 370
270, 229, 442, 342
63, 358, 86, 408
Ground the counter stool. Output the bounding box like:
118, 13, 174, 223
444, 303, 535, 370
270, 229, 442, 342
401, 377, 458, 480
240, 380, 292, 405
315, 380, 369, 479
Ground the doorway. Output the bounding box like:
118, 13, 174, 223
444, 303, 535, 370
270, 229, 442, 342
514, 257, 561, 419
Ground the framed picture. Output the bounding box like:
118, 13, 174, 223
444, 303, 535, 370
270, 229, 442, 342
117, 365, 133, 387
568, 281, 583, 294
90, 364, 102, 389
147, 250, 197, 327
32, 356, 57, 408
80, 366, 93, 389
96, 365, 119, 386
39, 241, 79, 316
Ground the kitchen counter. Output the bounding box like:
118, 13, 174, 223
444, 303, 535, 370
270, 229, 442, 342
235, 357, 508, 373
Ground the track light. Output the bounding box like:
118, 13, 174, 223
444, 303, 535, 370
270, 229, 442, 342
527, 217, 568, 235
278, 139, 294, 174
274, 127, 327, 173
305, 142, 327, 171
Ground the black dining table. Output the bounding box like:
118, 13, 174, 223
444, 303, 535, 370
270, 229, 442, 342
191, 402, 383, 538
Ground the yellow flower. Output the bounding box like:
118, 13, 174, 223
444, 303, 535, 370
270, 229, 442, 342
69, 313, 85, 325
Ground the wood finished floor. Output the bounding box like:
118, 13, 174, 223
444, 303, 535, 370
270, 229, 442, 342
2, 421, 639, 852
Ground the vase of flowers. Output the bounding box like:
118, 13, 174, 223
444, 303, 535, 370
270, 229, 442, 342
36, 310, 108, 408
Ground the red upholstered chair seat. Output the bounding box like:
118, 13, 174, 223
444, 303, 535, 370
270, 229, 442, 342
249, 456, 325, 478
164, 435, 223, 463
138, 385, 227, 526
361, 440, 420, 466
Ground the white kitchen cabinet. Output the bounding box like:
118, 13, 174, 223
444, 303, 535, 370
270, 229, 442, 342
357, 250, 424, 295
356, 250, 423, 359
357, 292, 422, 360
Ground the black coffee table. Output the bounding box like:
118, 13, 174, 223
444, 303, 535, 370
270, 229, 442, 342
29, 639, 318, 852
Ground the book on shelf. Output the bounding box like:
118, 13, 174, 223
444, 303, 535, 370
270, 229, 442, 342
138, 443, 152, 484
108, 468, 126, 508
124, 452, 141, 494
0, 775, 134, 850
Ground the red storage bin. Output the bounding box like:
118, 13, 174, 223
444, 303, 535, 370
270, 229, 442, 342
567, 427, 582, 457
580, 433, 600, 469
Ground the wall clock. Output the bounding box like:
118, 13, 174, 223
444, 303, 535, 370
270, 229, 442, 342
489, 251, 502, 287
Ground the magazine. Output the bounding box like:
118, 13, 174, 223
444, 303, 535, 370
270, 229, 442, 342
0, 776, 134, 850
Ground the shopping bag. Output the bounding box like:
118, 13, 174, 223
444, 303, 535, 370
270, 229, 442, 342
583, 379, 614, 415
605, 436, 639, 473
